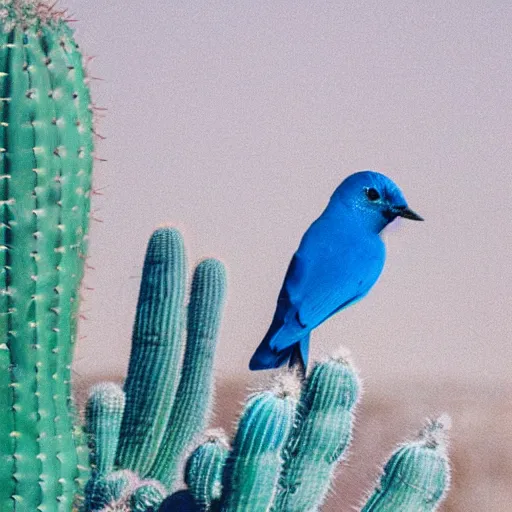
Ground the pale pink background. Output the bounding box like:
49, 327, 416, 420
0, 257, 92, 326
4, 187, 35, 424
66, 1, 512, 510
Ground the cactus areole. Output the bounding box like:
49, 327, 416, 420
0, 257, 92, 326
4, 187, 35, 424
0, 1, 94, 509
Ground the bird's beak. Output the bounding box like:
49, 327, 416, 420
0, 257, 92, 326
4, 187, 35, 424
395, 206, 424, 221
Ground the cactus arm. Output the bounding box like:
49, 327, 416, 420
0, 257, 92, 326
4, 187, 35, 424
184, 431, 229, 511
275, 356, 360, 511
219, 382, 297, 512
116, 228, 187, 475
361, 417, 450, 512
150, 258, 227, 486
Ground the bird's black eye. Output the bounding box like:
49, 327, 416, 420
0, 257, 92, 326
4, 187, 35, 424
365, 187, 380, 201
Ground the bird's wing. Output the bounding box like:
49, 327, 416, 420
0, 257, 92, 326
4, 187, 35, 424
269, 218, 384, 353
297, 244, 383, 329
287, 213, 385, 330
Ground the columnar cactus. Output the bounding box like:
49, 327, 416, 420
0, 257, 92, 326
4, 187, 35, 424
116, 228, 187, 475
0, 0, 94, 509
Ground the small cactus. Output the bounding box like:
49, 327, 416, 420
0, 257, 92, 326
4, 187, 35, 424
86, 383, 126, 476
361, 415, 451, 511
185, 430, 229, 511
169, 356, 450, 512
219, 375, 299, 511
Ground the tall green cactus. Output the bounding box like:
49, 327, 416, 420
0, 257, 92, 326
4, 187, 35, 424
0, 0, 94, 509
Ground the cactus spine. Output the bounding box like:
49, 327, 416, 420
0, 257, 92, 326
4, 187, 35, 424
275, 355, 360, 511
0, 1, 93, 509
362, 416, 451, 511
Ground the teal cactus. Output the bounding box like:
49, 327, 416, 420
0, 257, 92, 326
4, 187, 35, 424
150, 258, 227, 486
169, 357, 450, 512
361, 415, 451, 511
219, 375, 299, 512
116, 228, 187, 475
129, 483, 167, 512
84, 384, 126, 511
0, 0, 94, 509
184, 430, 229, 511
83, 227, 227, 510
275, 354, 360, 511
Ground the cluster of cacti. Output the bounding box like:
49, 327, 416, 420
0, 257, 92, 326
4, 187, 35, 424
82, 226, 450, 512
83, 227, 227, 511
164, 357, 450, 512
0, 0, 94, 509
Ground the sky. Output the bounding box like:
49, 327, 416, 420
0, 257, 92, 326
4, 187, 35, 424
66, 0, 512, 386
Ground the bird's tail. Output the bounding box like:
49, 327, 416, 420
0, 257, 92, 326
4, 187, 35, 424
249, 333, 288, 371
249, 321, 310, 372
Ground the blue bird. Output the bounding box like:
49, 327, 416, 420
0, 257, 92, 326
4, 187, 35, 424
249, 171, 423, 374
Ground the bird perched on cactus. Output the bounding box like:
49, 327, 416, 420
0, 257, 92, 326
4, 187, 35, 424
250, 171, 423, 374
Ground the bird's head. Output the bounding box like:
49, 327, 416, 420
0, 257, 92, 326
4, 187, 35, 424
332, 171, 423, 232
